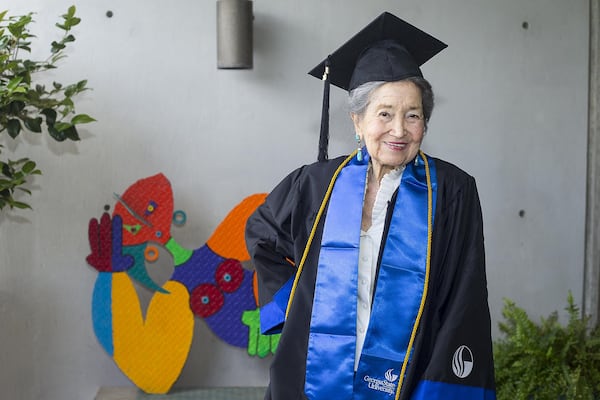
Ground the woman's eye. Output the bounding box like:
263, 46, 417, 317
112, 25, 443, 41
378, 111, 391, 118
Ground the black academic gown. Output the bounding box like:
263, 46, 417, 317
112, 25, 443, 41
245, 154, 496, 400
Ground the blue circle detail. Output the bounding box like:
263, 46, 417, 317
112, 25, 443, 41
173, 210, 187, 226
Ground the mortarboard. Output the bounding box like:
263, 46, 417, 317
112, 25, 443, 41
309, 12, 447, 162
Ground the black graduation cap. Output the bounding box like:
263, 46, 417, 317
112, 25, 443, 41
309, 12, 447, 161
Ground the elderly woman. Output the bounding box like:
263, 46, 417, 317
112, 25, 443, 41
246, 12, 496, 400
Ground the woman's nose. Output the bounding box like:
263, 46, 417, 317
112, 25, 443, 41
389, 117, 406, 137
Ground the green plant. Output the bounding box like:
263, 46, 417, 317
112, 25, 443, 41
494, 292, 600, 400
0, 6, 94, 210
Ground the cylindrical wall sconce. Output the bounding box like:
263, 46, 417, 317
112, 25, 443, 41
217, 0, 253, 69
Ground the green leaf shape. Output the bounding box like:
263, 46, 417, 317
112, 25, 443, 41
47, 124, 66, 141
7, 119, 21, 138
21, 160, 36, 174
23, 117, 42, 133
63, 125, 80, 141
71, 113, 95, 124
40, 108, 57, 125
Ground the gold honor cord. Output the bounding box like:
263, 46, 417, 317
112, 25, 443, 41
395, 150, 434, 399
285, 151, 356, 318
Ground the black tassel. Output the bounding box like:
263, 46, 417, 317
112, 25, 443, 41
318, 57, 331, 162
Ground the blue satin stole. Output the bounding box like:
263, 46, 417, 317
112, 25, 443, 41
305, 151, 437, 400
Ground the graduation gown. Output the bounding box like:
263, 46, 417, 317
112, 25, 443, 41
245, 154, 496, 400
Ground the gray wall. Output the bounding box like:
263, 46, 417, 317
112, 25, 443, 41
0, 0, 589, 399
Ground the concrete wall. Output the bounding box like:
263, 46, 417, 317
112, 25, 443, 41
0, 0, 589, 399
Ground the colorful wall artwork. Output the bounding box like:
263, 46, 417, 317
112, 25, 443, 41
86, 173, 278, 394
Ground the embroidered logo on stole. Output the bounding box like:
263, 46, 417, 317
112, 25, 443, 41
304, 152, 436, 400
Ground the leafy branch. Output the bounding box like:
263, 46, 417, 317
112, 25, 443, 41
0, 6, 94, 210
494, 292, 600, 400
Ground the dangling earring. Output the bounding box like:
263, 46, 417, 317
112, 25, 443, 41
355, 134, 363, 162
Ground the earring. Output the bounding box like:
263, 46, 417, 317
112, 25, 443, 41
355, 134, 363, 162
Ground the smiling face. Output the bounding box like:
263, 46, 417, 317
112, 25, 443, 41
352, 80, 426, 180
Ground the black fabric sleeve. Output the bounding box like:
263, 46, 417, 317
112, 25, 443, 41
245, 167, 304, 307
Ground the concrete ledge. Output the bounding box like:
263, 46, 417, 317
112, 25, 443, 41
95, 387, 266, 400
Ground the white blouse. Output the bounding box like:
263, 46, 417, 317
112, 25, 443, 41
355, 166, 404, 370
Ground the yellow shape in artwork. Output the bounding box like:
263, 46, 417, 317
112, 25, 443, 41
112, 275, 194, 394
